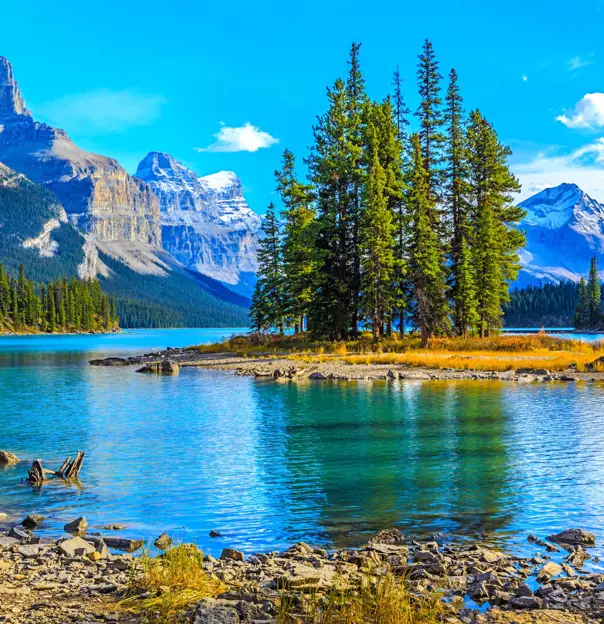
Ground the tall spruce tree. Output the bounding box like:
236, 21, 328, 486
415, 39, 445, 202
407, 133, 450, 345
359, 121, 396, 340
444, 68, 477, 335
249, 204, 286, 334
467, 110, 525, 336
575, 277, 590, 329
588, 256, 602, 326
275, 149, 316, 333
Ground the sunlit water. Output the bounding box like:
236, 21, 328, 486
2, 329, 604, 559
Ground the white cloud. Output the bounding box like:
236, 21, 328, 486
557, 93, 604, 129
195, 122, 278, 153
522, 75, 528, 82
37, 89, 166, 133
568, 55, 594, 71
514, 138, 604, 201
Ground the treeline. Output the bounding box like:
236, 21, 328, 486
504, 282, 578, 328
0, 263, 119, 333
251, 41, 525, 344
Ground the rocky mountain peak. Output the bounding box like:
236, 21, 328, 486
0, 57, 30, 119
135, 151, 198, 188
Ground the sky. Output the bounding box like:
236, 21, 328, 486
3, 0, 604, 212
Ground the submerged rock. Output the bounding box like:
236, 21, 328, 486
89, 357, 131, 366
64, 516, 88, 536
21, 513, 45, 529
154, 532, 172, 550
547, 528, 596, 547
136, 360, 180, 375
0, 450, 18, 465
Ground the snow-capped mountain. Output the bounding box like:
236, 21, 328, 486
136, 152, 261, 291
517, 183, 604, 286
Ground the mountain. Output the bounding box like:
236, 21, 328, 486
135, 152, 261, 294
0, 57, 250, 327
517, 183, 604, 286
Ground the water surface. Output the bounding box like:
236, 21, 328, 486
2, 329, 604, 558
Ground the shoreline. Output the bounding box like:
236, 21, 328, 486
1, 518, 602, 623
90, 347, 604, 383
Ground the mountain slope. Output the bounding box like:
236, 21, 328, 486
136, 152, 261, 292
518, 183, 604, 286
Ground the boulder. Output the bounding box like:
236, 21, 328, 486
64, 516, 88, 536
368, 528, 405, 545
0, 535, 19, 550
0, 450, 18, 465
154, 532, 172, 550
59, 536, 96, 558
220, 548, 244, 561
537, 561, 562, 582
87, 535, 144, 553
209, 530, 222, 538
88, 357, 130, 366
21, 514, 45, 529
136, 360, 179, 375
546, 528, 596, 547
193, 603, 240, 624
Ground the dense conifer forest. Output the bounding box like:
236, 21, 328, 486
251, 41, 526, 343
0, 263, 119, 333
503, 282, 578, 328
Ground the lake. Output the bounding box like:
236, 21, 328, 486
2, 328, 604, 560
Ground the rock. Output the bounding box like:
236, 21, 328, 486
565, 546, 591, 568
537, 561, 562, 581
136, 360, 179, 375
17, 543, 48, 558
399, 371, 431, 380
0, 536, 19, 549
368, 528, 405, 545
88, 535, 144, 553
193, 603, 240, 624
21, 514, 45, 529
59, 536, 96, 558
88, 357, 130, 366
209, 530, 222, 538
101, 524, 128, 531
510, 595, 542, 609
0, 450, 18, 465
64, 516, 88, 536
220, 548, 244, 561
546, 528, 596, 546
154, 532, 172, 550
309, 371, 329, 380
8, 527, 31, 542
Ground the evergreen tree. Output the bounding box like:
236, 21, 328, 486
249, 204, 286, 334
466, 110, 525, 336
444, 68, 477, 335
360, 124, 396, 340
407, 133, 450, 345
588, 256, 602, 326
275, 149, 316, 333
415, 39, 445, 202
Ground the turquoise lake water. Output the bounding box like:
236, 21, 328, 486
2, 328, 604, 559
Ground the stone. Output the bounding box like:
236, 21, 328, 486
101, 524, 128, 531
17, 544, 48, 558
193, 603, 240, 624
510, 595, 542, 609
8, 527, 31, 542
209, 530, 222, 538
537, 561, 562, 582
136, 360, 179, 375
0, 450, 18, 465
59, 536, 96, 558
88, 357, 130, 366
21, 514, 45, 529
220, 548, 244, 561
88, 535, 144, 553
0, 535, 19, 549
547, 528, 596, 546
368, 528, 405, 545
64, 516, 88, 536
154, 532, 172, 550
565, 546, 591, 568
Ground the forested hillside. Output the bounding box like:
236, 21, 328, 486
503, 282, 578, 328
0, 263, 118, 333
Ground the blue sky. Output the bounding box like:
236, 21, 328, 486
3, 0, 604, 211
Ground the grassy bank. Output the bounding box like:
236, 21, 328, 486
190, 333, 604, 373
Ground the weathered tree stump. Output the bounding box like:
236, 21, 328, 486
27, 451, 85, 486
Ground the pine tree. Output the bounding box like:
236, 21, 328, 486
467, 110, 525, 336
588, 256, 602, 326
574, 277, 590, 329
444, 68, 477, 335
275, 149, 316, 333
407, 133, 450, 345
249, 204, 286, 334
415, 39, 445, 202
360, 122, 396, 340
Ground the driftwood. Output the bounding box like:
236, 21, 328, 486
27, 451, 85, 486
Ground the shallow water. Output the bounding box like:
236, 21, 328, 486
2, 329, 604, 559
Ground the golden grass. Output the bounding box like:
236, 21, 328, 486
120, 544, 225, 623
277, 574, 443, 624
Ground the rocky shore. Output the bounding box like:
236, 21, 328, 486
90, 348, 604, 384
1, 515, 604, 624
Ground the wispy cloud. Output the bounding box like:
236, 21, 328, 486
37, 89, 166, 133
522, 75, 528, 82
567, 55, 594, 71
195, 122, 278, 153
557, 93, 604, 129
514, 138, 604, 201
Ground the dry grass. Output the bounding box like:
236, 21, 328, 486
120, 544, 225, 623
278, 574, 444, 624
